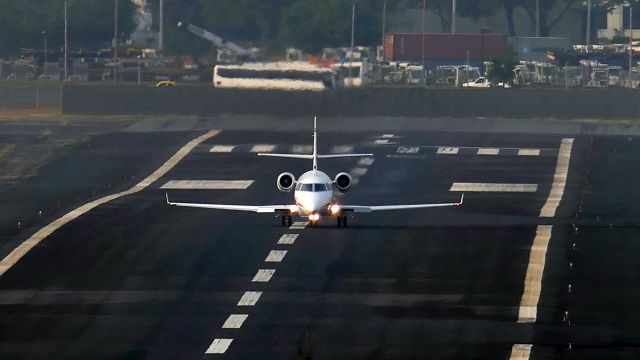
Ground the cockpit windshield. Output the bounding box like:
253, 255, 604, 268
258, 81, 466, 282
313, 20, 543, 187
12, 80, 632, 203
296, 183, 329, 192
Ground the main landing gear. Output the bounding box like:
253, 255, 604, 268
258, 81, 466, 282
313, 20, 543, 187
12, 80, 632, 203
336, 215, 348, 227
281, 215, 292, 227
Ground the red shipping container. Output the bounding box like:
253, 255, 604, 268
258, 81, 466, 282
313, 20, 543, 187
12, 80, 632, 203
384, 33, 507, 62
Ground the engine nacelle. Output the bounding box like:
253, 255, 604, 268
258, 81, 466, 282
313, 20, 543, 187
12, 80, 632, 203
277, 172, 296, 192
334, 172, 352, 193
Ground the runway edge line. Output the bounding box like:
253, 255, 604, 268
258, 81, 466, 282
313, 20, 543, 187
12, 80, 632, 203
0, 130, 220, 277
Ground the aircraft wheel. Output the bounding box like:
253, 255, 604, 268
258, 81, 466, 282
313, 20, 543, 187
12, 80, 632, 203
343, 216, 348, 227
337, 216, 342, 227
287, 216, 292, 227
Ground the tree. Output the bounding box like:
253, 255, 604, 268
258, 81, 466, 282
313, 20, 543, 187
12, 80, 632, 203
0, 0, 137, 57
520, 0, 581, 37
487, 55, 517, 86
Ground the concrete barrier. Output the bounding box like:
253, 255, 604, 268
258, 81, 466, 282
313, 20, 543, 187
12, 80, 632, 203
61, 85, 640, 119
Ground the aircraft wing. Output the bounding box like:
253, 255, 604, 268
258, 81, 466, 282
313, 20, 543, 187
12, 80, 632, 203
341, 194, 464, 213
166, 194, 292, 213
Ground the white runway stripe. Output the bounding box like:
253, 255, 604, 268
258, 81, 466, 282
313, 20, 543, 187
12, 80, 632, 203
265, 250, 287, 263
0, 130, 220, 278
539, 138, 574, 217
237, 291, 262, 306
352, 168, 368, 176
210, 145, 235, 153
277, 234, 299, 245
331, 145, 354, 154
358, 157, 375, 166
374, 139, 390, 145
252, 269, 275, 282
250, 144, 276, 153
222, 314, 248, 329
518, 149, 541, 156
509, 344, 532, 360
437, 147, 459, 154
292, 145, 313, 154
450, 183, 538, 192
160, 180, 253, 190
289, 221, 308, 230
397, 146, 420, 154
205, 338, 233, 354
517, 225, 552, 323
477, 148, 500, 155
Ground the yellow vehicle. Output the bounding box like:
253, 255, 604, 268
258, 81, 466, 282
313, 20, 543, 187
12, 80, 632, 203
155, 80, 176, 87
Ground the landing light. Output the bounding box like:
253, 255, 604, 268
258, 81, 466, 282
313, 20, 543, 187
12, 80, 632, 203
308, 213, 320, 222
289, 205, 299, 213
330, 204, 341, 214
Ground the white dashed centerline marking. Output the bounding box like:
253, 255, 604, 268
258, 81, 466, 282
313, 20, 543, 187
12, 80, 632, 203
210, 145, 235, 153
437, 147, 459, 154
205, 338, 233, 354
517, 225, 552, 323
250, 144, 276, 153
277, 234, 299, 245
0, 130, 220, 278
289, 221, 308, 230
237, 291, 262, 306
397, 146, 420, 154
539, 138, 574, 217
265, 250, 287, 263
477, 148, 500, 155
222, 314, 248, 329
450, 183, 538, 193
518, 149, 541, 156
381, 134, 395, 138
160, 180, 254, 190
374, 139, 390, 145
509, 344, 532, 360
252, 269, 276, 282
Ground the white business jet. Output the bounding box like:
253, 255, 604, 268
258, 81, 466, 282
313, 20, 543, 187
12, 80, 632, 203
166, 117, 463, 227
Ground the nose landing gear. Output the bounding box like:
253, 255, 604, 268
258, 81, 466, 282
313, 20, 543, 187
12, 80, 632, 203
281, 215, 292, 227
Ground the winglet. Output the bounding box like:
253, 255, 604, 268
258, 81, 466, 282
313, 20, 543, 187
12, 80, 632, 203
456, 193, 465, 207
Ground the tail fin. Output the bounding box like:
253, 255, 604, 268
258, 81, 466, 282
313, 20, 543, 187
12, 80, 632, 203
257, 116, 373, 167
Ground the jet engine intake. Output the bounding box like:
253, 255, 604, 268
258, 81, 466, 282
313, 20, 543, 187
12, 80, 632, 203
334, 172, 352, 193
277, 172, 296, 192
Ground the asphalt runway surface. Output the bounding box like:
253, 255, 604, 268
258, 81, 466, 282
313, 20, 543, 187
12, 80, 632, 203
0, 119, 638, 359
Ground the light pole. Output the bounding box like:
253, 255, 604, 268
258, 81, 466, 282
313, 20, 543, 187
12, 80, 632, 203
586, 0, 592, 52
114, 0, 118, 82
41, 31, 47, 67
536, 0, 540, 37
64, 0, 68, 81
137, 56, 142, 85
159, 0, 164, 51
349, 0, 355, 86
630, 4, 634, 88
451, 0, 456, 34
422, 0, 426, 85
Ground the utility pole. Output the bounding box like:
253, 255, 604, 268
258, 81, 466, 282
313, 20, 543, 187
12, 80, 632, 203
422, 0, 426, 84
586, 0, 592, 51
42, 31, 47, 66
381, 1, 386, 59
349, 1, 355, 86
630, 4, 634, 88
159, 0, 164, 51
451, 0, 456, 34
536, 0, 540, 37
64, 0, 68, 81
114, 0, 118, 82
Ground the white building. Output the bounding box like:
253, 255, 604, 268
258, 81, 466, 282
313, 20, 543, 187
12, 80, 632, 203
598, 4, 639, 40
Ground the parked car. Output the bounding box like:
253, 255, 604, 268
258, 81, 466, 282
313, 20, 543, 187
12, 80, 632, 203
462, 77, 510, 88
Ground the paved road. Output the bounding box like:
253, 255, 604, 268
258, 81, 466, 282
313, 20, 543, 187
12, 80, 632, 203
0, 122, 637, 359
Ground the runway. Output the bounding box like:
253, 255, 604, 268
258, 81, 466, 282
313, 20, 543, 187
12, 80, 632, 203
0, 119, 637, 359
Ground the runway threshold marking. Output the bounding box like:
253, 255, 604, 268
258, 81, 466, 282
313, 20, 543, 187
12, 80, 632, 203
450, 183, 538, 192
237, 291, 262, 306
539, 138, 574, 217
437, 147, 459, 154
289, 221, 308, 230
265, 250, 287, 262
205, 339, 233, 354
210, 145, 235, 153
159, 180, 253, 190
509, 344, 532, 360
0, 130, 220, 278
277, 234, 298, 244
252, 269, 276, 282
477, 147, 500, 155
250, 144, 276, 153
222, 314, 249, 329
518, 149, 541, 156
517, 225, 552, 323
